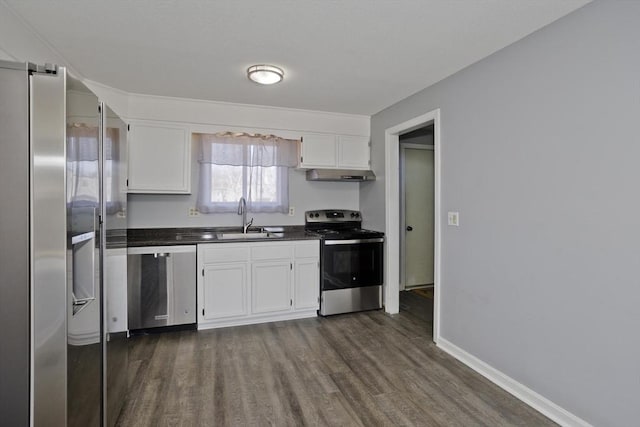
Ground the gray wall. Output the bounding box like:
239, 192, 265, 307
361, 2, 640, 426
128, 139, 359, 228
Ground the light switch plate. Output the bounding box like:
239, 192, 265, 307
448, 211, 459, 226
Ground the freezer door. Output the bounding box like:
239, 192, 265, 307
31, 67, 68, 427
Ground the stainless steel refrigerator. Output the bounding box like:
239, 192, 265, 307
0, 60, 128, 426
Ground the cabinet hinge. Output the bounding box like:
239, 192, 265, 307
290, 299, 293, 306
126, 179, 129, 187
290, 263, 292, 270
127, 124, 130, 131
202, 309, 204, 316
300, 156, 303, 163
202, 268, 204, 277
98, 105, 101, 113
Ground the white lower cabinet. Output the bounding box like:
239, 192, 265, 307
294, 259, 319, 310
202, 263, 248, 320
252, 261, 291, 314
197, 240, 319, 329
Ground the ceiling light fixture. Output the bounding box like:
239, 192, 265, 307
247, 64, 284, 85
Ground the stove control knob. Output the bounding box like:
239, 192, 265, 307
350, 212, 355, 218
355, 212, 360, 218
314, 213, 320, 218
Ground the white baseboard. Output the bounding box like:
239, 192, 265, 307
436, 338, 592, 427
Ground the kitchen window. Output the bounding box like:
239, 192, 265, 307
67, 125, 122, 214
195, 132, 299, 213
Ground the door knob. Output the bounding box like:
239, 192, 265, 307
406, 226, 413, 231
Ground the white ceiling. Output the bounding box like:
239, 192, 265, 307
3, 0, 589, 115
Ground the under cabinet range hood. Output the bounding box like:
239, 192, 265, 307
306, 169, 376, 182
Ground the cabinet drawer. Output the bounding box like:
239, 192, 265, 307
251, 244, 292, 261
294, 241, 319, 259
201, 244, 249, 263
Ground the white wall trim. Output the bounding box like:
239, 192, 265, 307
128, 90, 371, 120
437, 338, 593, 427
82, 80, 370, 138
384, 109, 441, 342
127, 91, 370, 137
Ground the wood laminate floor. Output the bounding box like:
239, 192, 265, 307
117, 292, 555, 426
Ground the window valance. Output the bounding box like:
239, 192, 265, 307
197, 132, 299, 167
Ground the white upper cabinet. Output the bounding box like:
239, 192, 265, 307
127, 123, 191, 193
299, 133, 337, 168
299, 133, 370, 170
337, 136, 370, 169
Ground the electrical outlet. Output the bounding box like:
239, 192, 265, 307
448, 211, 459, 226
289, 207, 295, 216
188, 207, 200, 217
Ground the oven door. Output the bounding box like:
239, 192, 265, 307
321, 237, 384, 291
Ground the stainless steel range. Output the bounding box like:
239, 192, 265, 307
305, 210, 384, 316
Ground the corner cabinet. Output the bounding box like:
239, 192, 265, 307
299, 133, 370, 170
197, 240, 319, 329
127, 123, 191, 193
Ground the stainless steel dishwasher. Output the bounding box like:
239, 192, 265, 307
127, 245, 196, 330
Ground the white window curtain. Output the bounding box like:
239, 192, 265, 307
196, 132, 299, 214
66, 125, 121, 214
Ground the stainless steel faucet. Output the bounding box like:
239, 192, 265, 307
237, 197, 253, 233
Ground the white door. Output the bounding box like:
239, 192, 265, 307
337, 136, 370, 169
202, 262, 248, 320
300, 134, 337, 168
252, 261, 292, 314
402, 147, 434, 289
294, 259, 319, 310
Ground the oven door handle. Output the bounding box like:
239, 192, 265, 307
324, 237, 384, 245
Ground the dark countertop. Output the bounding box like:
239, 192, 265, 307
106, 229, 127, 249
127, 225, 319, 247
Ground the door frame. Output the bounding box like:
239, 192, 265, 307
399, 142, 434, 291
384, 109, 442, 343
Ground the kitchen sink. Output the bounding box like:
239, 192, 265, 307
217, 231, 283, 240
172, 227, 285, 241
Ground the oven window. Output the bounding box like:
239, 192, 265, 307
322, 241, 383, 290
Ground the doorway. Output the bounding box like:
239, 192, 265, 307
398, 126, 435, 331
400, 127, 434, 291
384, 109, 441, 343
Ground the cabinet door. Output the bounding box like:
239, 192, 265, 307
337, 136, 370, 169
128, 124, 191, 193
300, 133, 337, 168
294, 259, 319, 310
252, 261, 291, 314
202, 262, 247, 320
105, 248, 127, 333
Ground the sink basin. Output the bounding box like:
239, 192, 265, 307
217, 231, 283, 240
175, 232, 217, 241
